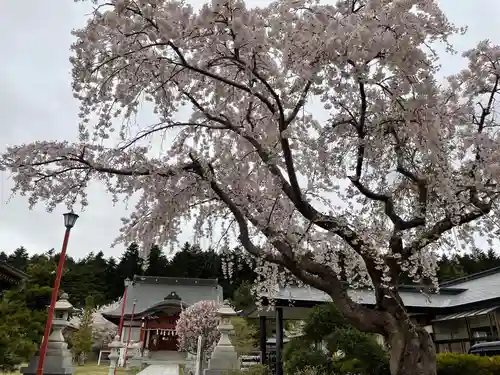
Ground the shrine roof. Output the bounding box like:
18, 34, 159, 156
101, 275, 223, 321
0, 261, 27, 283
131, 276, 219, 287
242, 267, 500, 319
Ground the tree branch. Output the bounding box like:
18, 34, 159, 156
404, 205, 491, 255
20, 154, 197, 179
188, 155, 392, 334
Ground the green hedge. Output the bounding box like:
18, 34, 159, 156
437, 353, 500, 375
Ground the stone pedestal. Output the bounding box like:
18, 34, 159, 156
126, 342, 143, 374
108, 336, 124, 375
21, 294, 75, 375
204, 301, 239, 375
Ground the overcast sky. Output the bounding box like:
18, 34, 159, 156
0, 0, 499, 261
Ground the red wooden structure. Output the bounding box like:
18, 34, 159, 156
140, 312, 181, 352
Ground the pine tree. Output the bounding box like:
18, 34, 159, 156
7, 247, 29, 271
145, 245, 169, 277
116, 243, 144, 282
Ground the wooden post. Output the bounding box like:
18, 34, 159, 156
488, 313, 495, 338
275, 308, 284, 375
465, 317, 472, 349
493, 311, 500, 339
139, 319, 146, 347
145, 329, 150, 350
259, 315, 267, 366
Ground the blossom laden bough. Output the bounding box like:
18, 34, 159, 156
2, 1, 500, 374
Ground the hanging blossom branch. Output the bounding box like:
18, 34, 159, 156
4, 2, 500, 373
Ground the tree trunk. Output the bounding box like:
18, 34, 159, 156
388, 325, 436, 375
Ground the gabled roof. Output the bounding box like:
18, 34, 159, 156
101, 276, 223, 322
249, 266, 500, 311
131, 275, 219, 287
0, 261, 28, 283
440, 266, 500, 287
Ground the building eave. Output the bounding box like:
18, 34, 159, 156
132, 275, 219, 287
102, 299, 189, 324
0, 261, 28, 282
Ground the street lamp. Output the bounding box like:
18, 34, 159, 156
36, 212, 79, 375
63, 212, 79, 229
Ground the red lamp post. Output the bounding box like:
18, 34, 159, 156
114, 279, 131, 375
36, 212, 79, 375
117, 278, 132, 341
122, 300, 137, 367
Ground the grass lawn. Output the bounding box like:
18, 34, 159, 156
3, 364, 129, 375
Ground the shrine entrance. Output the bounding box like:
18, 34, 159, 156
142, 310, 181, 353
148, 330, 178, 351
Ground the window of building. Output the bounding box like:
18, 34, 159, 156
471, 326, 497, 342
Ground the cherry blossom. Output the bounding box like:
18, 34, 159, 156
2, 1, 500, 374
176, 300, 220, 355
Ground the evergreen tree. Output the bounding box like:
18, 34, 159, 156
168, 243, 219, 279
437, 255, 467, 282
7, 247, 29, 271
0, 263, 52, 371
104, 257, 120, 302
230, 281, 255, 311
145, 245, 169, 277
114, 243, 144, 293
285, 303, 389, 375
25, 255, 56, 291
84, 252, 110, 306
0, 298, 38, 372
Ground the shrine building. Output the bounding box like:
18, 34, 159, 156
101, 275, 223, 363
0, 261, 27, 296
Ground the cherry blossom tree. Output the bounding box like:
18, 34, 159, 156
1, 0, 499, 374
176, 300, 221, 355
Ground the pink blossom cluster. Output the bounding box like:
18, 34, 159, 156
175, 300, 221, 355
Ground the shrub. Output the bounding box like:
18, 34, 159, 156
283, 339, 331, 375
226, 364, 269, 375
325, 326, 389, 375
295, 366, 328, 375
436, 352, 500, 375
245, 364, 270, 375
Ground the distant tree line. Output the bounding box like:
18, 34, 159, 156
0, 242, 257, 309
2, 244, 499, 308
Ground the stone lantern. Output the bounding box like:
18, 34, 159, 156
107, 335, 124, 375
204, 300, 239, 375
22, 293, 75, 375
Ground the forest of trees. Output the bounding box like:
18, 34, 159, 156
0, 242, 257, 309
2, 243, 500, 309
